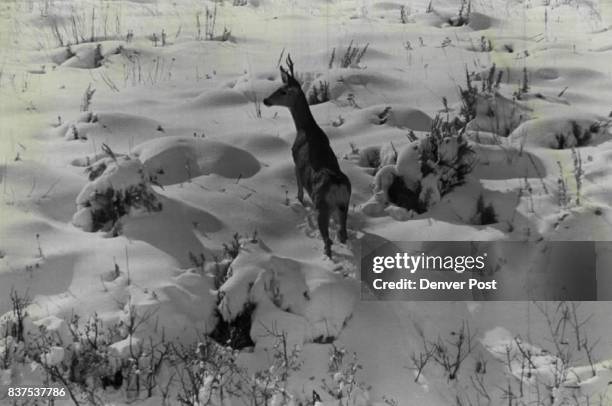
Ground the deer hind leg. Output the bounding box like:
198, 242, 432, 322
337, 203, 348, 244
317, 205, 332, 258
325, 183, 351, 245
295, 166, 304, 205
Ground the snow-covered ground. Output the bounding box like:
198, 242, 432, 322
1, 0, 612, 404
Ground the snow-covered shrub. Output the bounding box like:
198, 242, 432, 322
209, 234, 256, 349
172, 332, 304, 406
170, 338, 241, 406
361, 116, 476, 217
1, 289, 32, 343
72, 148, 162, 234
554, 121, 600, 149
0, 290, 35, 369
448, 0, 471, 26
423, 116, 476, 196
510, 114, 608, 149
459, 66, 494, 124
345, 144, 381, 170
2, 313, 126, 403
59, 111, 99, 141
212, 239, 357, 350
307, 79, 330, 105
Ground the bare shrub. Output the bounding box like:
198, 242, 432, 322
308, 80, 330, 105
321, 345, 368, 402
46, 5, 124, 47
471, 194, 497, 225
328, 40, 369, 69
449, 0, 471, 26
80, 83, 95, 112
197, 4, 232, 42
458, 65, 503, 125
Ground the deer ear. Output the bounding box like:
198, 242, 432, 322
280, 67, 289, 84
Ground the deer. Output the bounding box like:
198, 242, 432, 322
263, 55, 351, 258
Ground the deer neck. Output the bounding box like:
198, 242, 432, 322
289, 93, 319, 134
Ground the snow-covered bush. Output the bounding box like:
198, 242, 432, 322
307, 79, 330, 105
59, 111, 98, 141
72, 147, 162, 234
448, 0, 471, 26
319, 345, 370, 405
361, 116, 476, 217
0, 274, 362, 405
423, 116, 476, 195
212, 239, 358, 350
0, 290, 35, 369
510, 114, 609, 149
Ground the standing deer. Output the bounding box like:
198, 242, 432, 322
263, 55, 351, 258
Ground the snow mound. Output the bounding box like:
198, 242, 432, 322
467, 12, 499, 31
466, 92, 531, 136
189, 88, 250, 108
341, 105, 430, 132
559, 362, 612, 402
250, 302, 313, 349
231, 72, 283, 103
307, 70, 402, 104
415, 9, 498, 30
109, 336, 142, 361
481, 327, 561, 387
510, 113, 609, 149
49, 111, 99, 141
60, 43, 105, 69
133, 136, 261, 184
217, 240, 358, 348
470, 142, 547, 180
535, 67, 560, 80
123, 272, 218, 342
49, 111, 166, 149
303, 278, 358, 341
384, 105, 433, 131
48, 40, 125, 66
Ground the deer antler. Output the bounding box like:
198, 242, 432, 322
285, 54, 295, 77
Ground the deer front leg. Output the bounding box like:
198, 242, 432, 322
295, 167, 304, 205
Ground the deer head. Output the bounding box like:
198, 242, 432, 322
263, 54, 302, 108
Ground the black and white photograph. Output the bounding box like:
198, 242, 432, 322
1, 0, 612, 404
